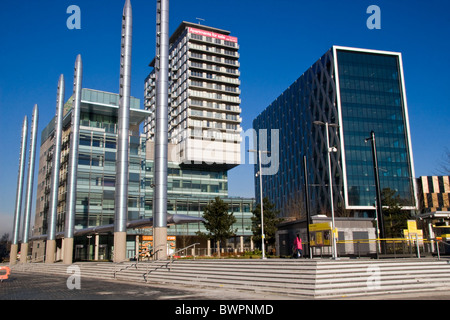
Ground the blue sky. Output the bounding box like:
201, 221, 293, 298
0, 0, 449, 236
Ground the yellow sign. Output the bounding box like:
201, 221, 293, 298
309, 222, 335, 247
407, 220, 417, 232
309, 222, 332, 232
315, 232, 323, 246
403, 220, 423, 244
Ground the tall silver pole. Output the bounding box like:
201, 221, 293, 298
325, 122, 337, 260
114, 0, 132, 262
10, 116, 28, 265
258, 150, 266, 259
63, 54, 83, 264
46, 74, 65, 264
153, 0, 169, 260
20, 105, 39, 263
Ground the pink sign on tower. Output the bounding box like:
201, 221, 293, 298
188, 27, 238, 43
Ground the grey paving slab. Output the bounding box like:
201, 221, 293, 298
1, 268, 448, 320
0, 271, 299, 300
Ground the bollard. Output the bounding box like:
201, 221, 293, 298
436, 240, 441, 260
416, 234, 421, 259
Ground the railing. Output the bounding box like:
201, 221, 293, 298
137, 242, 433, 259
433, 239, 450, 261
168, 243, 200, 271
136, 246, 164, 262
141, 243, 201, 282
114, 245, 164, 279
141, 244, 177, 282
305, 237, 446, 259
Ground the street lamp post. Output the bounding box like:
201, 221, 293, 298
365, 131, 386, 254
313, 121, 339, 260
249, 149, 269, 260
303, 155, 312, 258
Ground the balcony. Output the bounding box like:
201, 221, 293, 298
80, 120, 117, 134
187, 54, 240, 69
188, 80, 240, 96
188, 90, 241, 105
187, 34, 240, 50
188, 43, 240, 59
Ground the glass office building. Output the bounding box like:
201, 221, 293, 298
253, 46, 417, 219
32, 88, 254, 260
33, 89, 148, 242
143, 149, 254, 238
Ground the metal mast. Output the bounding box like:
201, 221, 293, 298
10, 116, 28, 265
366, 131, 386, 254
46, 74, 65, 264
63, 54, 83, 264
20, 104, 39, 263
114, 0, 133, 262
153, 0, 169, 260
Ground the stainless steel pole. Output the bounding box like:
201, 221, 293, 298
10, 116, 28, 265
20, 105, 38, 263
258, 150, 266, 259
325, 122, 337, 260
153, 0, 169, 260
114, 0, 133, 263
47, 74, 65, 264
64, 54, 83, 264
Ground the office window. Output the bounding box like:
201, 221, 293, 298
337, 50, 414, 206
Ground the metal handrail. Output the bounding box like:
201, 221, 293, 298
431, 238, 450, 261
114, 245, 165, 279
169, 243, 200, 258
141, 244, 173, 282
168, 243, 200, 271
143, 259, 170, 283
114, 261, 138, 279
142, 244, 167, 261
142, 243, 201, 281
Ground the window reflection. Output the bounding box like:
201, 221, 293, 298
337, 50, 414, 206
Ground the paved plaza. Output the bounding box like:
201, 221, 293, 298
0, 271, 297, 300
0, 267, 448, 320
1, 269, 449, 301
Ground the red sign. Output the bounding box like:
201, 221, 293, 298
188, 27, 238, 43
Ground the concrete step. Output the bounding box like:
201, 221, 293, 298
9, 258, 450, 299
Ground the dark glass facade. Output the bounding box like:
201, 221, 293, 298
337, 50, 415, 207
253, 46, 416, 219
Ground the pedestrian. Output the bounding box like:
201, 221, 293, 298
293, 234, 303, 258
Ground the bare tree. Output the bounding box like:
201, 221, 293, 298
438, 148, 450, 175
285, 191, 306, 221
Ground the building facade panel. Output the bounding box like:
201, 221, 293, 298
335, 48, 416, 209
417, 176, 450, 212
253, 46, 417, 219
145, 22, 241, 168
32, 87, 254, 261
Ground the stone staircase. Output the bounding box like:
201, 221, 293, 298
9, 258, 450, 299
